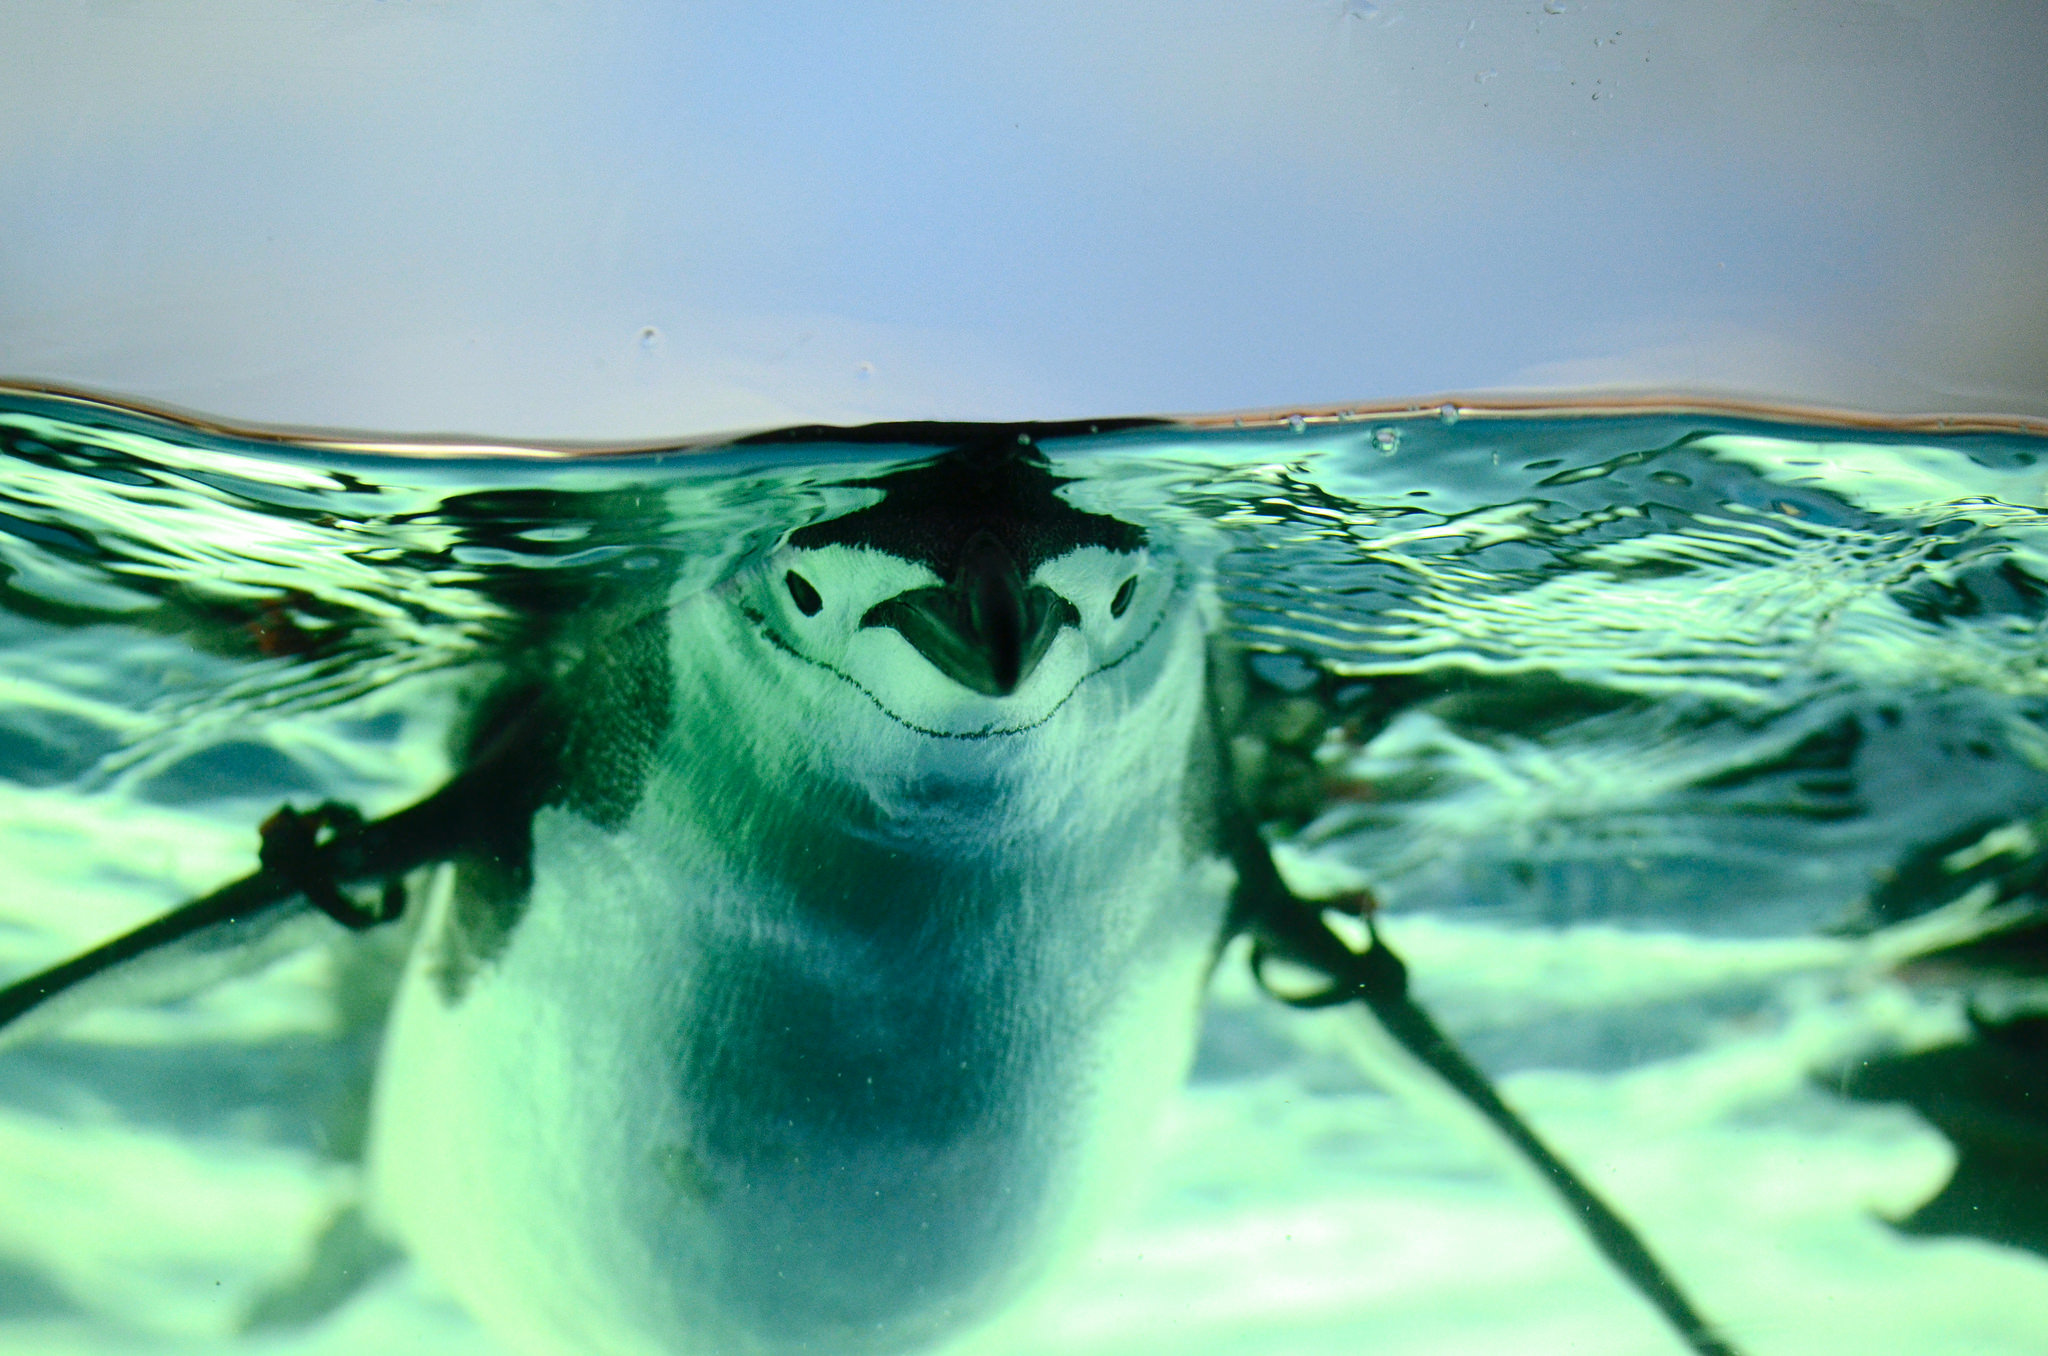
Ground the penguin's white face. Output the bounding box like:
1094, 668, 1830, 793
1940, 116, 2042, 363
736, 537, 1183, 739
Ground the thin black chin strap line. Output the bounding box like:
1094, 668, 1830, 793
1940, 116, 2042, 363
1232, 827, 1742, 1356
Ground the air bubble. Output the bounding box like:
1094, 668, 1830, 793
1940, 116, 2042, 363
1544, 0, 1567, 12
1372, 425, 1402, 454
637, 326, 662, 350
518, 523, 591, 544
1439, 404, 1461, 426
1288, 414, 1307, 433
1476, 69, 1499, 83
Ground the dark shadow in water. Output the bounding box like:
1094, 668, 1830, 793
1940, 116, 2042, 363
1836, 881, 2048, 1259
1841, 1007, 2048, 1259
0, 1254, 74, 1320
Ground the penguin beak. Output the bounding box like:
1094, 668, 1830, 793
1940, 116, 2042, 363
861, 531, 1080, 696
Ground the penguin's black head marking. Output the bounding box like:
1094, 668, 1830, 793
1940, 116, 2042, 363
738, 435, 1180, 732
786, 434, 1146, 579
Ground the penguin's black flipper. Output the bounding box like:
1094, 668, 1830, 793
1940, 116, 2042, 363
0, 702, 550, 1045
1224, 821, 1745, 1356
0, 852, 330, 1047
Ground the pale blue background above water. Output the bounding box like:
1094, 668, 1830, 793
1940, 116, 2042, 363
1, 1, 2045, 438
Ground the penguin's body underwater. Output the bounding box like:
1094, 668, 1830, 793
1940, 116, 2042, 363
370, 437, 1238, 1354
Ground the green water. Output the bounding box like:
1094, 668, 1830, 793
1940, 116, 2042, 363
1, 389, 2045, 1353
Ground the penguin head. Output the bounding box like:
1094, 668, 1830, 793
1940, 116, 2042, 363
732, 437, 1190, 739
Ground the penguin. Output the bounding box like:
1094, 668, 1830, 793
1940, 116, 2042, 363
366, 432, 1243, 1355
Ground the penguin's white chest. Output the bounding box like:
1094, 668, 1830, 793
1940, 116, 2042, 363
366, 699, 1229, 1356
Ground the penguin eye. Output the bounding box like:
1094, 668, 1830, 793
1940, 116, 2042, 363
785, 570, 823, 616
1109, 575, 1137, 619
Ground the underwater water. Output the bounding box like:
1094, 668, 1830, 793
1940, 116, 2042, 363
0, 386, 2045, 1353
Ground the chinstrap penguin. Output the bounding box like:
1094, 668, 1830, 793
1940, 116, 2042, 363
369, 435, 1241, 1355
